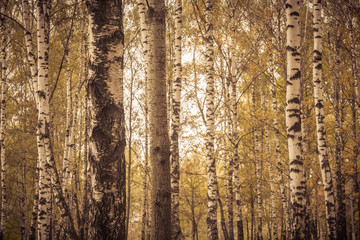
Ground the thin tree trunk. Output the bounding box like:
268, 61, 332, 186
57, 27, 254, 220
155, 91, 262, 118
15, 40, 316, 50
348, 179, 356, 240
348, 3, 360, 237
63, 63, 72, 203
271, 71, 288, 240
171, 0, 184, 239
204, 0, 219, 239
86, 0, 126, 238
20, 163, 27, 240
285, 1, 306, 238
137, 2, 150, 239
80, 37, 89, 240
141, 99, 149, 240
252, 83, 262, 240
231, 49, 243, 240
29, 161, 39, 240
80, 96, 89, 240
126, 61, 134, 239
146, 1, 171, 239
311, 2, 337, 239
0, 5, 7, 238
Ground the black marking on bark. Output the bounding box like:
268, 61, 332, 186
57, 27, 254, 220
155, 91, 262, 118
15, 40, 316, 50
287, 45, 296, 52
315, 63, 322, 70
288, 97, 300, 104
315, 101, 323, 109
290, 71, 301, 80
288, 121, 301, 133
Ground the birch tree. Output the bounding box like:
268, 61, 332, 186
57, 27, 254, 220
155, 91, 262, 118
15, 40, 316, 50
204, 0, 219, 239
311, 1, 337, 239
285, 0, 306, 238
0, 1, 8, 238
136, 1, 150, 239
145, 0, 171, 239
171, 0, 184, 238
86, 0, 126, 238
36, 0, 52, 238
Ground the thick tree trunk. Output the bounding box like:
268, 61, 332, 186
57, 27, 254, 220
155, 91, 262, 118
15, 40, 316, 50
86, 0, 126, 238
311, 2, 337, 239
204, 0, 219, 239
146, 1, 171, 239
171, 0, 184, 239
285, 1, 306, 238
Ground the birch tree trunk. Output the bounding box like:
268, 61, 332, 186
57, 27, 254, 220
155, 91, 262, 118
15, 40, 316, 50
146, 1, 171, 239
141, 97, 149, 240
22, 5, 40, 236
137, 1, 150, 239
86, 0, 126, 238
230, 41, 244, 240
171, 0, 184, 238
285, 1, 306, 238
0, 4, 7, 238
271, 65, 288, 240
205, 0, 219, 239
311, 2, 337, 239
63, 65, 72, 201
20, 164, 27, 240
36, 0, 52, 238
348, 3, 360, 235
252, 83, 262, 240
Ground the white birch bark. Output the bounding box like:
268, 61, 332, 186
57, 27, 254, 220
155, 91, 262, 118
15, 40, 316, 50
231, 66, 243, 240
36, 1, 52, 238
285, 0, 305, 238
137, 1, 150, 239
271, 80, 289, 240
22, 6, 41, 237
141, 99, 149, 240
204, 0, 219, 239
252, 83, 262, 240
0, 5, 8, 238
63, 65, 72, 197
229, 51, 243, 240
20, 164, 27, 240
263, 94, 277, 240
170, 0, 184, 238
87, 0, 126, 238
311, 2, 336, 239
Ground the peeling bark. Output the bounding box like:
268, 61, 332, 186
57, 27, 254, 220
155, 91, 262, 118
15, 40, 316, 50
87, 0, 126, 238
